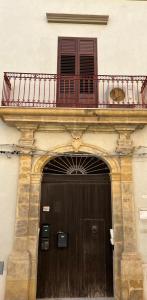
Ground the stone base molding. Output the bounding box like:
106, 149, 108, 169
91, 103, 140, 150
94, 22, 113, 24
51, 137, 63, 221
5, 251, 30, 300
121, 252, 143, 300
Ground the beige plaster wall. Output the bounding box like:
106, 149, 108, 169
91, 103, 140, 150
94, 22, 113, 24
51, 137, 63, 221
35, 131, 118, 153
0, 0, 147, 99
0, 0, 147, 298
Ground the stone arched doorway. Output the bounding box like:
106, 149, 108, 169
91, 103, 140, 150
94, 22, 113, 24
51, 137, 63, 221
36, 153, 114, 298
5, 143, 143, 300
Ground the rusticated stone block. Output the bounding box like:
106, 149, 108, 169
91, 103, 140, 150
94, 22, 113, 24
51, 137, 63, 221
121, 280, 129, 299
130, 280, 143, 289
29, 278, 36, 300
19, 193, 29, 204
14, 237, 27, 252
113, 213, 122, 224
115, 242, 123, 256
30, 193, 40, 204
114, 257, 121, 275
121, 182, 132, 193
15, 220, 28, 237
28, 219, 38, 236
17, 205, 29, 218
114, 225, 123, 243
129, 289, 143, 300
7, 252, 30, 280
28, 236, 38, 257
30, 184, 40, 193
121, 253, 143, 299
19, 184, 30, 193
29, 205, 39, 218
5, 280, 29, 300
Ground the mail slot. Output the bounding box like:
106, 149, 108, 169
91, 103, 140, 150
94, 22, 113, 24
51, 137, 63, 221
41, 238, 49, 251
41, 224, 50, 238
40, 224, 50, 251
57, 232, 68, 248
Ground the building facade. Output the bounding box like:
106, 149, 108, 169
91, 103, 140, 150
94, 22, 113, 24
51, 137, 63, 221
0, 1, 147, 299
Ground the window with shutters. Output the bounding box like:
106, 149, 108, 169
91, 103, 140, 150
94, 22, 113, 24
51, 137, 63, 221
57, 37, 98, 107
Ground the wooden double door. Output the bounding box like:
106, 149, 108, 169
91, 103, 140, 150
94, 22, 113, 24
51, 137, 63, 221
37, 175, 113, 298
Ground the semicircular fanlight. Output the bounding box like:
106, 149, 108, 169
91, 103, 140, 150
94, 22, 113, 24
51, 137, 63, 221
43, 154, 109, 175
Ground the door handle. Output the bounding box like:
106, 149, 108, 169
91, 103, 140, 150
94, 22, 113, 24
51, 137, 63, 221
110, 229, 114, 245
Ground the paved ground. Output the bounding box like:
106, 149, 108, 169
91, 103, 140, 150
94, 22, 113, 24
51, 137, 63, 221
37, 298, 114, 300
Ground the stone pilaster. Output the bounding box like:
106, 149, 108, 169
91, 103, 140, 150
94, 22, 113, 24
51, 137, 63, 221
28, 173, 42, 300
5, 126, 37, 300
115, 127, 143, 300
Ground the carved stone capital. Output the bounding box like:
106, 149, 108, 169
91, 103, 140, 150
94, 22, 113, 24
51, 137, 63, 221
17, 125, 38, 153
114, 125, 139, 155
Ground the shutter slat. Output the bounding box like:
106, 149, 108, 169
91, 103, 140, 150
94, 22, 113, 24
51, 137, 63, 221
60, 39, 76, 54
79, 39, 95, 55
80, 56, 94, 76
61, 55, 75, 74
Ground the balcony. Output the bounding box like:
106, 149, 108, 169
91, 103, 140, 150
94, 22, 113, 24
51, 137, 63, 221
1, 72, 147, 109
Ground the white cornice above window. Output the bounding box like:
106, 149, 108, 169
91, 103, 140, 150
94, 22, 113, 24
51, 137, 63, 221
46, 13, 109, 25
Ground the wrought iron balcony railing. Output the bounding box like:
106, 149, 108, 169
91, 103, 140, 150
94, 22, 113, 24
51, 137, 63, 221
1, 72, 147, 108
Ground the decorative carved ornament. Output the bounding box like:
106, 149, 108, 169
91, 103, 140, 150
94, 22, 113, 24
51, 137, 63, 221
70, 130, 83, 152
110, 87, 125, 102
114, 126, 138, 155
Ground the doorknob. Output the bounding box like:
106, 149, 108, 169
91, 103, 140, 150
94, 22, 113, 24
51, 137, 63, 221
91, 225, 98, 234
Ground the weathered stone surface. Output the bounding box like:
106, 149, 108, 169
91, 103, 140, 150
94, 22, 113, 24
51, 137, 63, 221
15, 220, 28, 237
28, 237, 38, 257
14, 237, 27, 251
7, 252, 30, 280
29, 205, 39, 218
28, 219, 38, 236
114, 225, 124, 243
3, 126, 144, 300
5, 280, 29, 300
17, 205, 29, 218
129, 289, 143, 300
28, 278, 36, 300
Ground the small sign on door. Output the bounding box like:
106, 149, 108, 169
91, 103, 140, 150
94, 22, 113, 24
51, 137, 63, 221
43, 206, 50, 212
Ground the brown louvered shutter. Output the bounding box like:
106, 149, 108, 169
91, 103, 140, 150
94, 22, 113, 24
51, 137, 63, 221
57, 38, 77, 105
59, 38, 77, 76
78, 39, 97, 96
57, 37, 97, 107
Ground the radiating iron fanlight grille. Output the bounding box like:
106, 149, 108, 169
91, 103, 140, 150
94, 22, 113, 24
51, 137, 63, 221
43, 154, 109, 175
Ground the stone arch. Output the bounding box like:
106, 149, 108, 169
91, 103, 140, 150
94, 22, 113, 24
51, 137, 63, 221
29, 143, 122, 300
32, 143, 120, 175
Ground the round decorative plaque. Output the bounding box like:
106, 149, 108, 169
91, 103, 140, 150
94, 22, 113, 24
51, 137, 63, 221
110, 87, 125, 102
